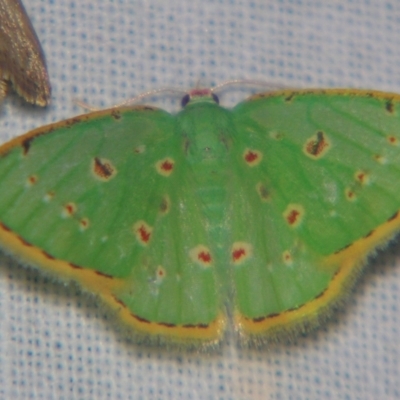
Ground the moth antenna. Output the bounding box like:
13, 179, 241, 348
73, 99, 100, 112
74, 81, 291, 113
111, 87, 187, 108
74, 87, 187, 112
211, 79, 291, 94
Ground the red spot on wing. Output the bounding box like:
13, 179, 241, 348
66, 204, 73, 213
287, 209, 300, 225
189, 245, 213, 267
232, 248, 246, 261
355, 170, 369, 185
27, 175, 38, 185
161, 160, 174, 172
346, 189, 355, 200
243, 149, 262, 166
80, 218, 89, 230
62, 202, 77, 218
93, 157, 116, 181
283, 204, 304, 227
231, 242, 252, 265
133, 221, 153, 245
304, 131, 330, 159
246, 151, 258, 162
138, 224, 151, 243
154, 265, 166, 283
198, 251, 212, 263
157, 268, 165, 277
156, 158, 175, 176
283, 250, 293, 265
357, 172, 365, 182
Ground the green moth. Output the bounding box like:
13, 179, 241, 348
0, 88, 399, 345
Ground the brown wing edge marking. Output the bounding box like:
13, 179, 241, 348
247, 88, 400, 107
0, 105, 162, 158
110, 294, 225, 342
235, 211, 400, 344
0, 222, 225, 345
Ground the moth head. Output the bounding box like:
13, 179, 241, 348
181, 88, 219, 107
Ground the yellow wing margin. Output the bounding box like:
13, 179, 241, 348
0, 221, 225, 344
236, 210, 400, 341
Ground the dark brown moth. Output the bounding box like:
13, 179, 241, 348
0, 0, 51, 106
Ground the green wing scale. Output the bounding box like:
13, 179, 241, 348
1, 89, 400, 345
